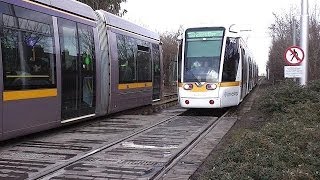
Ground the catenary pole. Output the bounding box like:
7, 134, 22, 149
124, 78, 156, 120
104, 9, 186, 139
293, 18, 296, 46
300, 0, 308, 85
293, 17, 297, 83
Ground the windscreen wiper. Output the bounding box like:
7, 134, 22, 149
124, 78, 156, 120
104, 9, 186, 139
186, 69, 202, 85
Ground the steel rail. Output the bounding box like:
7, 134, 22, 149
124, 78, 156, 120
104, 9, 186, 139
151, 108, 233, 180
28, 113, 182, 180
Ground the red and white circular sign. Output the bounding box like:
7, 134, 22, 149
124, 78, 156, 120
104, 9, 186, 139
284, 46, 304, 66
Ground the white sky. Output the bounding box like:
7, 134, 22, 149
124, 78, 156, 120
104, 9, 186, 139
121, 0, 318, 75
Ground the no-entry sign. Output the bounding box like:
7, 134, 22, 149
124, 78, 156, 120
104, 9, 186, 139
284, 46, 304, 66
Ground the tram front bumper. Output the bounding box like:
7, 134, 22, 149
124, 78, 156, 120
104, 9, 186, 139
179, 97, 221, 108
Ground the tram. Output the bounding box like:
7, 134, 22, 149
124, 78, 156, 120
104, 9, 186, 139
0, 0, 162, 141
178, 25, 258, 108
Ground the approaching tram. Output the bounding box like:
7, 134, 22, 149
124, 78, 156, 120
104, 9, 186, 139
178, 25, 258, 108
0, 0, 162, 141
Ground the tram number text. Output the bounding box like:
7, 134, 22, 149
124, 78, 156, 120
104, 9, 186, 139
224, 91, 239, 97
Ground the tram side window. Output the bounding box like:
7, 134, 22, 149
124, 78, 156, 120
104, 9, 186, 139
177, 40, 183, 83
242, 48, 248, 83
222, 37, 239, 82
117, 34, 136, 83
59, 19, 78, 72
152, 43, 161, 87
137, 45, 151, 82
0, 3, 56, 90
152, 44, 161, 76
116, 33, 152, 83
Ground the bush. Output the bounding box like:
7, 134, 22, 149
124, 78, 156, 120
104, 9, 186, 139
307, 79, 320, 92
258, 80, 320, 115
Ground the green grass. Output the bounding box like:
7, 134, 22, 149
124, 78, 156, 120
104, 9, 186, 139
198, 80, 320, 180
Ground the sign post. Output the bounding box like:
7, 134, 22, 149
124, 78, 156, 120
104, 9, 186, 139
284, 46, 305, 79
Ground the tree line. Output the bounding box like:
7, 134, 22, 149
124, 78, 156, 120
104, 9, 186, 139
77, 0, 127, 16
160, 28, 183, 86
268, 8, 320, 83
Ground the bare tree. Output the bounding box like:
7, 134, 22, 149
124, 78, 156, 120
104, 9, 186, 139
77, 0, 127, 16
268, 8, 320, 83
307, 10, 320, 81
160, 27, 184, 87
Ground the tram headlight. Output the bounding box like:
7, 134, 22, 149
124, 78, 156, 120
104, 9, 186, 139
206, 83, 217, 90
183, 83, 193, 90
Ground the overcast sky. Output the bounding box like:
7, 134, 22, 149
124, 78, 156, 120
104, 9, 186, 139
121, 0, 318, 74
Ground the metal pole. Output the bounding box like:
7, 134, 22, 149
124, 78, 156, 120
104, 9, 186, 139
293, 18, 296, 46
293, 18, 297, 83
300, 0, 308, 85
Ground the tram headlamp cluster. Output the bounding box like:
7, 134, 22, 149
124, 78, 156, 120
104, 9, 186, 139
206, 84, 217, 90
183, 83, 193, 90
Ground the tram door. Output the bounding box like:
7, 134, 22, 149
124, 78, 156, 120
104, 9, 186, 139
152, 44, 161, 101
59, 19, 95, 120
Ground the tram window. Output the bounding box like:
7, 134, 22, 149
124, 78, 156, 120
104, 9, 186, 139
137, 45, 151, 82
1, 4, 56, 90
3, 14, 51, 35
78, 24, 95, 107
242, 49, 248, 83
222, 37, 239, 82
187, 40, 222, 58
2, 14, 15, 27
137, 45, 149, 52
177, 40, 182, 83
117, 34, 136, 83
0, 2, 10, 15
116, 34, 152, 83
78, 24, 95, 72
152, 44, 161, 87
152, 44, 161, 76
59, 19, 78, 71
184, 33, 223, 83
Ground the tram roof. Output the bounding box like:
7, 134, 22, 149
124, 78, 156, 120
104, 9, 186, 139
31, 0, 96, 20
96, 10, 160, 41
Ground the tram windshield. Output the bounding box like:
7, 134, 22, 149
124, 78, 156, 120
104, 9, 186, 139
183, 28, 224, 83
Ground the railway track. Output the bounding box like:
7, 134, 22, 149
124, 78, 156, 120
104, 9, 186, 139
0, 96, 238, 180
151, 108, 231, 180
25, 108, 230, 180
28, 113, 181, 180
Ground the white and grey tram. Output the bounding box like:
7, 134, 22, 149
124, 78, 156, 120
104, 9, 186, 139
178, 25, 258, 108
